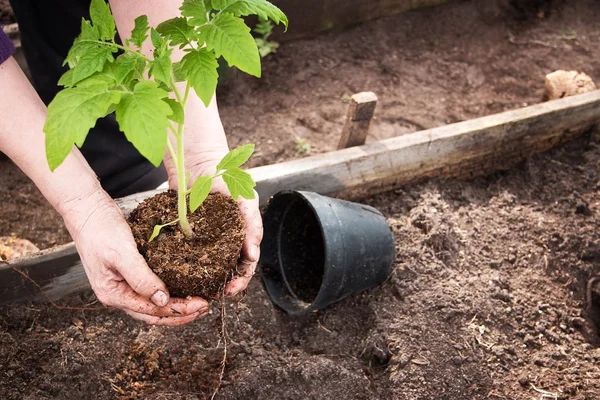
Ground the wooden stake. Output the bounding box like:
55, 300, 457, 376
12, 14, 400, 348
337, 92, 378, 149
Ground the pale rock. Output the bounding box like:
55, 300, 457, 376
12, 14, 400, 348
545, 70, 596, 100
0, 236, 39, 261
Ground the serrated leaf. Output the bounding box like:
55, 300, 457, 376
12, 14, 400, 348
212, 0, 288, 29
199, 13, 261, 77
163, 98, 185, 124
76, 70, 117, 88
172, 61, 187, 82
44, 84, 121, 170
180, 49, 219, 106
70, 44, 115, 83
58, 69, 75, 87
149, 54, 172, 85
90, 0, 116, 40
131, 15, 149, 49
190, 175, 213, 212
223, 167, 256, 200
115, 81, 172, 167
216, 144, 254, 171
150, 28, 163, 49
180, 0, 209, 26
65, 20, 116, 84
114, 53, 144, 85
157, 17, 195, 48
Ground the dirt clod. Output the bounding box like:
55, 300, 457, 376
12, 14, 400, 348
544, 70, 597, 100
128, 191, 245, 299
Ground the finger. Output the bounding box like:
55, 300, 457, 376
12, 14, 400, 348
106, 280, 208, 317
225, 275, 253, 297
225, 256, 258, 297
238, 194, 263, 261
123, 309, 205, 326
114, 247, 171, 307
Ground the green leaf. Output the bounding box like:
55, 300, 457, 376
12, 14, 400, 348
64, 19, 115, 83
113, 53, 144, 85
223, 167, 256, 200
89, 0, 116, 40
149, 54, 172, 85
216, 144, 254, 171
190, 175, 213, 212
44, 84, 121, 170
76, 69, 117, 88
163, 98, 185, 124
150, 28, 164, 49
212, 0, 288, 29
70, 45, 115, 83
172, 61, 187, 82
148, 219, 180, 242
180, 49, 219, 106
180, 0, 209, 26
149, 225, 163, 242
115, 81, 173, 167
131, 15, 149, 49
199, 13, 261, 77
58, 69, 75, 87
64, 20, 115, 83
157, 17, 195, 48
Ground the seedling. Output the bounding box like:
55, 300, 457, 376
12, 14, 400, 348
253, 17, 279, 58
295, 137, 311, 154
43, 0, 288, 240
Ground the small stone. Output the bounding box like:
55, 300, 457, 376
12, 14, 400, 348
518, 377, 530, 386
545, 330, 561, 344
544, 70, 597, 100
0, 236, 39, 261
533, 357, 545, 366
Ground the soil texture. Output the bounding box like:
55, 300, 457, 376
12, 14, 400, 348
128, 191, 245, 299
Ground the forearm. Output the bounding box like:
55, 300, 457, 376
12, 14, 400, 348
110, 0, 229, 164
0, 58, 115, 233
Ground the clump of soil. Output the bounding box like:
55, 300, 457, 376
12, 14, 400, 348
128, 191, 245, 299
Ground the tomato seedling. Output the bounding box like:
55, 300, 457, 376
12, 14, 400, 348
43, 0, 288, 239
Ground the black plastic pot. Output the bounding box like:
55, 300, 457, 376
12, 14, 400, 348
259, 190, 395, 315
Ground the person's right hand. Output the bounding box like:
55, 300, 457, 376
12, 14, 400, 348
62, 188, 209, 326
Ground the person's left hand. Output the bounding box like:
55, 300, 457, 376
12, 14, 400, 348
164, 146, 263, 298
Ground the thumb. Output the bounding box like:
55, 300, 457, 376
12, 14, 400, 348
116, 249, 170, 307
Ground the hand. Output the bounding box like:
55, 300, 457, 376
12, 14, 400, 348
62, 188, 209, 325
164, 147, 263, 298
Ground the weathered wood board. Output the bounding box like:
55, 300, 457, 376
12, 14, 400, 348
2, 90, 600, 304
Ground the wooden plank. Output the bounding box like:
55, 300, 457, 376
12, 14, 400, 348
270, 0, 454, 41
3, 90, 600, 304
337, 92, 378, 149
0, 244, 84, 303
252, 90, 600, 202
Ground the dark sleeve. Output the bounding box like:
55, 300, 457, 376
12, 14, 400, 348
0, 27, 15, 65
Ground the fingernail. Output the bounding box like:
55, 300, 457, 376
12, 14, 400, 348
151, 290, 169, 307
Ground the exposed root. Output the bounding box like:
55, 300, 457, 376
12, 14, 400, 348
211, 276, 229, 400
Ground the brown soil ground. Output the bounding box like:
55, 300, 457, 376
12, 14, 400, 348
2, 0, 600, 399
128, 191, 245, 299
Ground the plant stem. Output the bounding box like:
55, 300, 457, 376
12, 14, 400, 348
176, 122, 193, 238
170, 79, 194, 238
